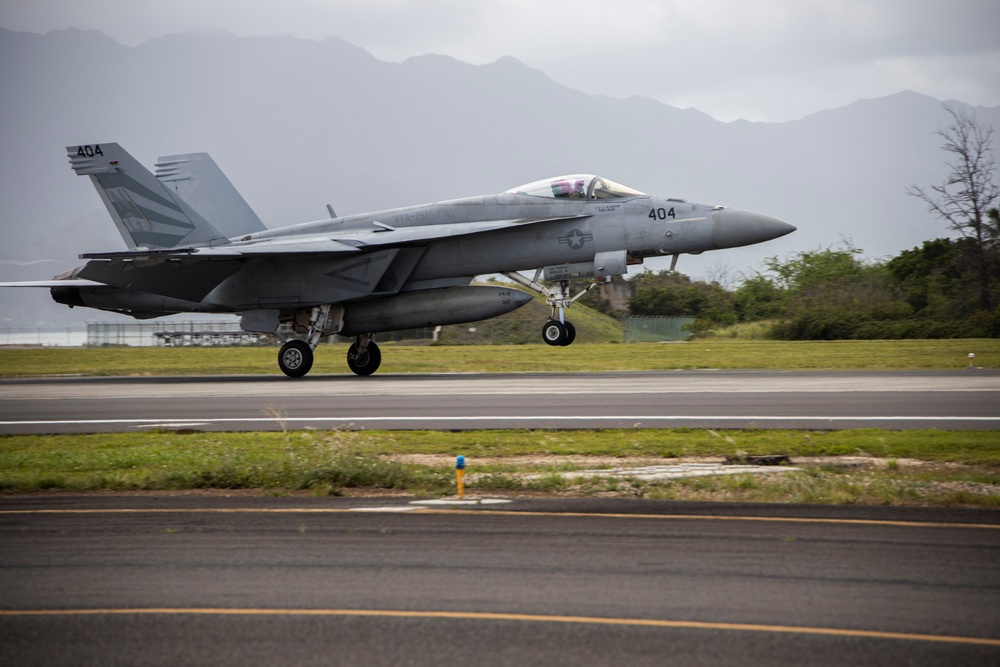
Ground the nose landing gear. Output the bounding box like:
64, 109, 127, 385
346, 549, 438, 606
503, 272, 593, 347
541, 319, 576, 346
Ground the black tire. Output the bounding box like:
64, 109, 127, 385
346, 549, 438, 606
347, 341, 382, 376
541, 320, 567, 346
278, 340, 313, 378
561, 320, 576, 346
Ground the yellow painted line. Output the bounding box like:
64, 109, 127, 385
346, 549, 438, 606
0, 507, 998, 530
0, 608, 997, 647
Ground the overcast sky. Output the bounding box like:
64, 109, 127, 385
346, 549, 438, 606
3, 0, 998, 122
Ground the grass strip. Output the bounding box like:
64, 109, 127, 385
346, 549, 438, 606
1, 429, 998, 507
1, 339, 998, 377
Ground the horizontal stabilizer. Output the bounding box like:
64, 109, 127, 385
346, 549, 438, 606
77, 256, 244, 302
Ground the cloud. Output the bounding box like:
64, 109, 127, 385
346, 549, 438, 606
1, 0, 998, 121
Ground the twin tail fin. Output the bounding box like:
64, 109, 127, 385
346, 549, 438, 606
68, 143, 264, 250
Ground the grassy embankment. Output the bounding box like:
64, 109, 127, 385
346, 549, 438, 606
1, 340, 998, 505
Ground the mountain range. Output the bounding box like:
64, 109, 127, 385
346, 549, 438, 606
2, 27, 998, 326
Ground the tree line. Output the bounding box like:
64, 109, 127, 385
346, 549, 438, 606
588, 104, 1000, 340
601, 237, 999, 339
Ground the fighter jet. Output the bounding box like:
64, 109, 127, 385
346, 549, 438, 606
6, 143, 795, 376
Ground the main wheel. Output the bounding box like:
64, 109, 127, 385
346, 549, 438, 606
278, 340, 313, 378
561, 320, 576, 346
347, 340, 382, 376
541, 320, 567, 346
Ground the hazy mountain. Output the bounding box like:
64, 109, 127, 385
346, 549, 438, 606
2, 28, 998, 326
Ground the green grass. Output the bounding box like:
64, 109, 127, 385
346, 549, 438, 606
0, 430, 449, 495
357, 428, 1000, 464
2, 338, 998, 377
2, 429, 998, 507
628, 466, 1000, 507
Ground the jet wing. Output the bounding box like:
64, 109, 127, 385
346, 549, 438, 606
79, 215, 590, 260
325, 215, 591, 248
80, 237, 360, 260
73, 214, 591, 302
0, 279, 106, 287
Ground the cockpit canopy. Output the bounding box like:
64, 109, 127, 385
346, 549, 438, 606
504, 174, 646, 200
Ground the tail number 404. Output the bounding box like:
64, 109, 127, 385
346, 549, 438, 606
76, 145, 104, 157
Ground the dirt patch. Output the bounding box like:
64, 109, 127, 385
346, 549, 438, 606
389, 454, 954, 471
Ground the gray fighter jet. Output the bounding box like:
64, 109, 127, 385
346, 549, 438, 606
7, 143, 795, 376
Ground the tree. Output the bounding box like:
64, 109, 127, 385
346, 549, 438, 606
763, 242, 867, 291
732, 273, 786, 321
627, 271, 736, 330
763, 243, 920, 340
908, 104, 1000, 311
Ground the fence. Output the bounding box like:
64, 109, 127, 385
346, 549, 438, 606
0, 327, 87, 347
0, 321, 440, 347
1, 319, 694, 347
87, 320, 249, 347
621, 317, 695, 342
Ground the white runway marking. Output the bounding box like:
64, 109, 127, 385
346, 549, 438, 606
411, 498, 513, 506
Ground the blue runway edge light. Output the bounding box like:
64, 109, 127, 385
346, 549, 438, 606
456, 455, 466, 470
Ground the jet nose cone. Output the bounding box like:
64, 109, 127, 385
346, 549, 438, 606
711, 208, 796, 249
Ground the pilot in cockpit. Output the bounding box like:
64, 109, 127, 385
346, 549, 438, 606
551, 179, 588, 198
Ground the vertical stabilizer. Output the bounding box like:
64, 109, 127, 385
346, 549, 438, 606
156, 153, 266, 239
67, 143, 228, 249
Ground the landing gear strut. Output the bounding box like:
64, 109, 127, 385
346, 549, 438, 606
503, 272, 593, 346
277, 304, 334, 378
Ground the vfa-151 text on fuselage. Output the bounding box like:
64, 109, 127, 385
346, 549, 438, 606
7, 143, 795, 376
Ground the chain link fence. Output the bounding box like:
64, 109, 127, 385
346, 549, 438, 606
2, 319, 693, 346
621, 317, 695, 342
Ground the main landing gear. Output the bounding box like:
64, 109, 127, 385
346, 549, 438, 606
503, 272, 594, 347
278, 335, 381, 378
278, 339, 313, 377
277, 304, 382, 378
346, 334, 381, 376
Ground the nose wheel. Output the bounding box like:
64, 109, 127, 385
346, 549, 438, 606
502, 272, 591, 347
541, 319, 576, 346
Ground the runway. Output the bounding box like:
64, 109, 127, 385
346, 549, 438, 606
0, 370, 998, 433
1, 496, 998, 666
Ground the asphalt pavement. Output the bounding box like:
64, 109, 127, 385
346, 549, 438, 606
1, 369, 998, 433
1, 496, 998, 666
